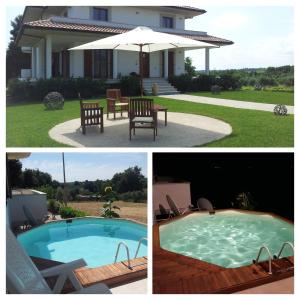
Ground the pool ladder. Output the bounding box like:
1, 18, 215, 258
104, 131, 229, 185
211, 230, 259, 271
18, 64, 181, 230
114, 237, 147, 269
253, 242, 294, 275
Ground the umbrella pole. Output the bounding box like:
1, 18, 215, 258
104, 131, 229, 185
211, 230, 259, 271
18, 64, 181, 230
139, 44, 143, 97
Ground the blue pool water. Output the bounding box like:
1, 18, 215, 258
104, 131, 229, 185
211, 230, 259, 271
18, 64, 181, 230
160, 211, 293, 268
18, 218, 147, 268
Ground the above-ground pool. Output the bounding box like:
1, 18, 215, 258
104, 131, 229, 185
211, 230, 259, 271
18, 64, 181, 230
159, 210, 293, 268
18, 218, 147, 268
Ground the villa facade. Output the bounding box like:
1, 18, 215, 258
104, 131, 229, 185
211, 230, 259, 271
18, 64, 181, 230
16, 6, 233, 81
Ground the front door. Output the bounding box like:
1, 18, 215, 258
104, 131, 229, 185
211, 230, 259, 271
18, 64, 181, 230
84, 50, 93, 78
52, 53, 60, 77
61, 50, 70, 79
140, 52, 149, 78
168, 51, 175, 77
161, 51, 175, 77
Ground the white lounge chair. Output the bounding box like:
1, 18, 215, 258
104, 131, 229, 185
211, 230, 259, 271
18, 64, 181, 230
6, 226, 111, 294
166, 195, 189, 216
22, 205, 49, 227
197, 197, 215, 214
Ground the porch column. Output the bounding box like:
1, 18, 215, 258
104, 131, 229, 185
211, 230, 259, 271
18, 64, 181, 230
36, 44, 42, 78
45, 35, 52, 79
31, 47, 36, 79
205, 48, 210, 75
113, 50, 118, 79
164, 49, 168, 79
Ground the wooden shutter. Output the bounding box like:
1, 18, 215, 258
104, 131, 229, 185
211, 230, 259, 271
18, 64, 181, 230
84, 50, 93, 78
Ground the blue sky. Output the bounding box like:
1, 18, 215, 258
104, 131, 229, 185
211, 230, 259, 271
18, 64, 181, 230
185, 5, 294, 70
6, 5, 294, 69
20, 153, 147, 182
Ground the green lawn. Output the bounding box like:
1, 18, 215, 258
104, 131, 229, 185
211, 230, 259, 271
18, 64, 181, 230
6, 97, 294, 147
189, 90, 294, 106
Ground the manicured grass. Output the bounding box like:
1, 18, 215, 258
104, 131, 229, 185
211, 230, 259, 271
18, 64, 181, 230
189, 90, 294, 106
6, 97, 294, 147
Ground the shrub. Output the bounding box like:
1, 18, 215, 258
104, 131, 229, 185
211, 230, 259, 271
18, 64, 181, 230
117, 190, 147, 203
218, 73, 241, 90
119, 75, 140, 96
47, 199, 61, 214
59, 206, 87, 219
168, 74, 194, 92
38, 185, 56, 199
259, 76, 277, 86
43, 91, 64, 110
7, 77, 106, 103
194, 74, 216, 91
211, 85, 221, 94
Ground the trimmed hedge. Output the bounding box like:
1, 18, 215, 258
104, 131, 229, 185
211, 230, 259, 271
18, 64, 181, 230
169, 73, 242, 92
59, 206, 87, 219
7, 77, 106, 103
7, 75, 142, 103
109, 75, 140, 96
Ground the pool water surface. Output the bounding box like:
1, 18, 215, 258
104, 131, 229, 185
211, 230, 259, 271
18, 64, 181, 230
159, 211, 293, 268
18, 218, 147, 268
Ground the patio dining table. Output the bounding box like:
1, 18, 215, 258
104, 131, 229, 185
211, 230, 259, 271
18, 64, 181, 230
154, 104, 168, 126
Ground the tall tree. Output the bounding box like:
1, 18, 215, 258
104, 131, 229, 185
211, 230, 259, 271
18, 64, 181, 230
6, 14, 30, 81
7, 159, 23, 188
184, 57, 196, 77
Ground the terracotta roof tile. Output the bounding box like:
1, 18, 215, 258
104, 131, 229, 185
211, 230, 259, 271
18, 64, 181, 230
23, 19, 233, 46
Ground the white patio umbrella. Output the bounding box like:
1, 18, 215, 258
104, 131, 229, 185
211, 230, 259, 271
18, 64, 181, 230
70, 26, 218, 96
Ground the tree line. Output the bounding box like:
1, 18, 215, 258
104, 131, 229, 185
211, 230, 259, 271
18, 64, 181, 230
185, 57, 294, 88
8, 159, 147, 202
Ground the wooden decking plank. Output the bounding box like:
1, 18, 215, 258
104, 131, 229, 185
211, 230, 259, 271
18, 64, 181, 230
31, 255, 147, 290
153, 219, 294, 294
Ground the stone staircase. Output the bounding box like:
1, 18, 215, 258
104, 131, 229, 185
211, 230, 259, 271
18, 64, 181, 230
143, 78, 180, 95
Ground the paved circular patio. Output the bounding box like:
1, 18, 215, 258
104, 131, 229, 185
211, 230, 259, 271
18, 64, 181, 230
49, 112, 232, 147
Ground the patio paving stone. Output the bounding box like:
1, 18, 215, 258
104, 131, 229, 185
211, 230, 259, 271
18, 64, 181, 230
49, 112, 232, 147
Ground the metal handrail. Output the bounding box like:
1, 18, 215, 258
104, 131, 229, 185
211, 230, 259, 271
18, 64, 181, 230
253, 245, 273, 275
114, 241, 132, 269
134, 237, 148, 258
274, 242, 294, 259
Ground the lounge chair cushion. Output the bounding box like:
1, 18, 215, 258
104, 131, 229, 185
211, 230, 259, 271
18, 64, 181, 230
132, 117, 154, 123
115, 102, 128, 106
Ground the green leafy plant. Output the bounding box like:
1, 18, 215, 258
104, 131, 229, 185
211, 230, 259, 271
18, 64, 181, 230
59, 205, 87, 219
101, 186, 120, 218
47, 199, 61, 214
231, 192, 256, 210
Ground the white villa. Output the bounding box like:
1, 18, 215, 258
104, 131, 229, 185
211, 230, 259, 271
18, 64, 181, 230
17, 6, 233, 84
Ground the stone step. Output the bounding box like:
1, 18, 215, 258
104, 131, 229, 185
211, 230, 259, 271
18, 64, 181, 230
143, 78, 179, 95
144, 87, 177, 92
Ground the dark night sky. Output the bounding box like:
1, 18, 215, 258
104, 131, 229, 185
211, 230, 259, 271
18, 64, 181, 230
153, 153, 294, 220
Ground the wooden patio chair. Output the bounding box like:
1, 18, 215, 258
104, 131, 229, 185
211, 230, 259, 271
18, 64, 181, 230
106, 89, 129, 119
129, 98, 157, 141
80, 101, 103, 134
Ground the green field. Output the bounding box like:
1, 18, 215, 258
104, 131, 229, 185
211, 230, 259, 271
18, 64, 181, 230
6, 94, 294, 147
189, 90, 294, 106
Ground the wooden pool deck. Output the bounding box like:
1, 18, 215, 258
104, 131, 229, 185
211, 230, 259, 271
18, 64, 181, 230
153, 213, 294, 294
32, 256, 147, 293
